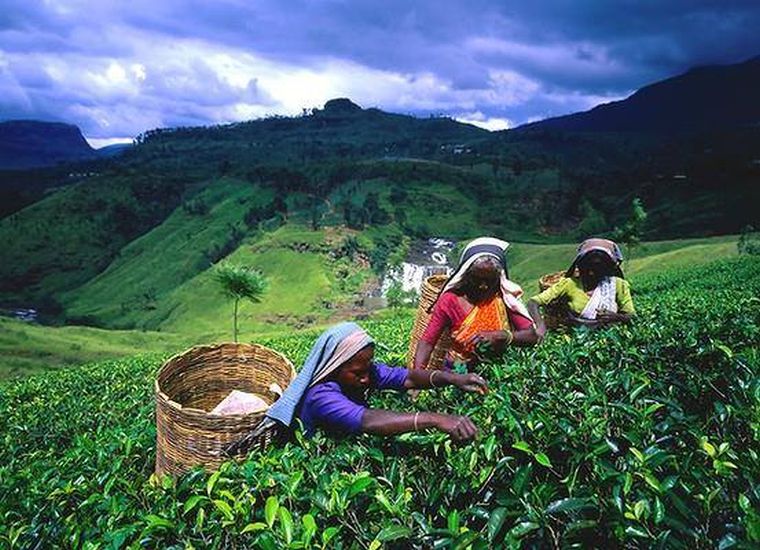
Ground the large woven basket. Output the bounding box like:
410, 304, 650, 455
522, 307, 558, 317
538, 270, 569, 329
406, 274, 453, 370
155, 343, 296, 477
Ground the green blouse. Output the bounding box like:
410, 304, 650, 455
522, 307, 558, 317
530, 276, 635, 315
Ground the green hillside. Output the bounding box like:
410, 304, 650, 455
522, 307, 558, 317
0, 169, 187, 305
149, 228, 338, 340
61, 222, 373, 337
0, 157, 533, 316
1, 256, 757, 547
60, 177, 275, 328
2, 100, 758, 322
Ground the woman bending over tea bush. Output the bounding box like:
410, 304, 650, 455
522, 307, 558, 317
257, 322, 487, 442
414, 237, 538, 370
528, 238, 635, 334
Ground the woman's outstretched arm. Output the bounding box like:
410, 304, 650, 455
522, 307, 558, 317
511, 327, 540, 346
527, 300, 547, 341
403, 368, 488, 394
413, 340, 435, 370
597, 311, 633, 324
362, 409, 478, 442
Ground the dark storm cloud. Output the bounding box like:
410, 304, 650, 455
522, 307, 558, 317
1, 0, 758, 140
115, 0, 759, 94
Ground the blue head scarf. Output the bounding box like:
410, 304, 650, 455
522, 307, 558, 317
266, 322, 373, 428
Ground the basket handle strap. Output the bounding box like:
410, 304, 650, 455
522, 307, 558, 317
425, 282, 448, 314
223, 418, 277, 457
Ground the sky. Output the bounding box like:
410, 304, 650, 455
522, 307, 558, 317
1, 1, 759, 147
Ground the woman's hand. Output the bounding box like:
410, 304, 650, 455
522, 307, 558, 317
435, 414, 478, 442
466, 330, 508, 348
527, 300, 547, 343
453, 372, 488, 394
567, 313, 600, 327
362, 410, 478, 441
597, 311, 631, 324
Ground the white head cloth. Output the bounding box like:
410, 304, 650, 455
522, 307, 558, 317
442, 237, 532, 322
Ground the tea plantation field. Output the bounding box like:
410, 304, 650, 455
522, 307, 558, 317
1, 257, 758, 548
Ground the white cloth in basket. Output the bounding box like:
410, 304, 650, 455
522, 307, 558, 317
211, 390, 269, 415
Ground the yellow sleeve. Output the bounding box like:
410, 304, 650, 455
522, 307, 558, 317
530, 277, 571, 306
616, 278, 635, 314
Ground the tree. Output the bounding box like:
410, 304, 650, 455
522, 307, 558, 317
214, 264, 267, 342
738, 225, 760, 255
342, 200, 364, 229
309, 194, 323, 230
385, 280, 418, 308
576, 199, 607, 239
363, 192, 390, 225
613, 197, 647, 259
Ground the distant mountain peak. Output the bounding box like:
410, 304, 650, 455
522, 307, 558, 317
517, 55, 760, 133
2, 119, 78, 129
0, 120, 98, 170
322, 98, 363, 112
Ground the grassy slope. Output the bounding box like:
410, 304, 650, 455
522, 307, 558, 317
61, 178, 271, 327
0, 317, 190, 380
142, 225, 347, 341
0, 169, 189, 304
138, 220, 438, 344
0, 180, 124, 302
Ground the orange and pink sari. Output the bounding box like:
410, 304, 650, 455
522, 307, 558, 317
449, 295, 509, 365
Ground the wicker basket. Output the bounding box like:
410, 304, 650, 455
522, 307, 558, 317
406, 274, 453, 370
538, 270, 566, 292
538, 270, 569, 329
155, 343, 296, 477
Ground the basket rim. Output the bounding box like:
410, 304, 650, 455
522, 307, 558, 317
423, 273, 449, 284
539, 270, 566, 278
155, 342, 296, 419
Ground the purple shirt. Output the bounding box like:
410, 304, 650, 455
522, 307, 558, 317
297, 363, 408, 437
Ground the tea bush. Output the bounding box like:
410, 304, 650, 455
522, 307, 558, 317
1, 257, 758, 549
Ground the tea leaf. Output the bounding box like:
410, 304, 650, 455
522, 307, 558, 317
206, 470, 221, 497
546, 498, 591, 515
348, 475, 375, 498
377, 524, 412, 541
700, 438, 717, 458
278, 506, 293, 544
534, 452, 553, 468
487, 507, 508, 542
241, 522, 267, 534
213, 499, 234, 521
264, 496, 279, 528
512, 441, 532, 454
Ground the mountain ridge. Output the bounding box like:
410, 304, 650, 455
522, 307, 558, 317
516, 55, 760, 133
0, 120, 99, 169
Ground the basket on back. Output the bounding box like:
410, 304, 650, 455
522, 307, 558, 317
538, 270, 569, 329
155, 343, 296, 477
406, 274, 453, 370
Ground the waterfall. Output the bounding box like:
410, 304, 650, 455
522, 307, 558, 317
381, 238, 455, 297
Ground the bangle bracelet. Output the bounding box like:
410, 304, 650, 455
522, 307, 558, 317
505, 331, 514, 345
429, 370, 440, 387
413, 411, 420, 432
